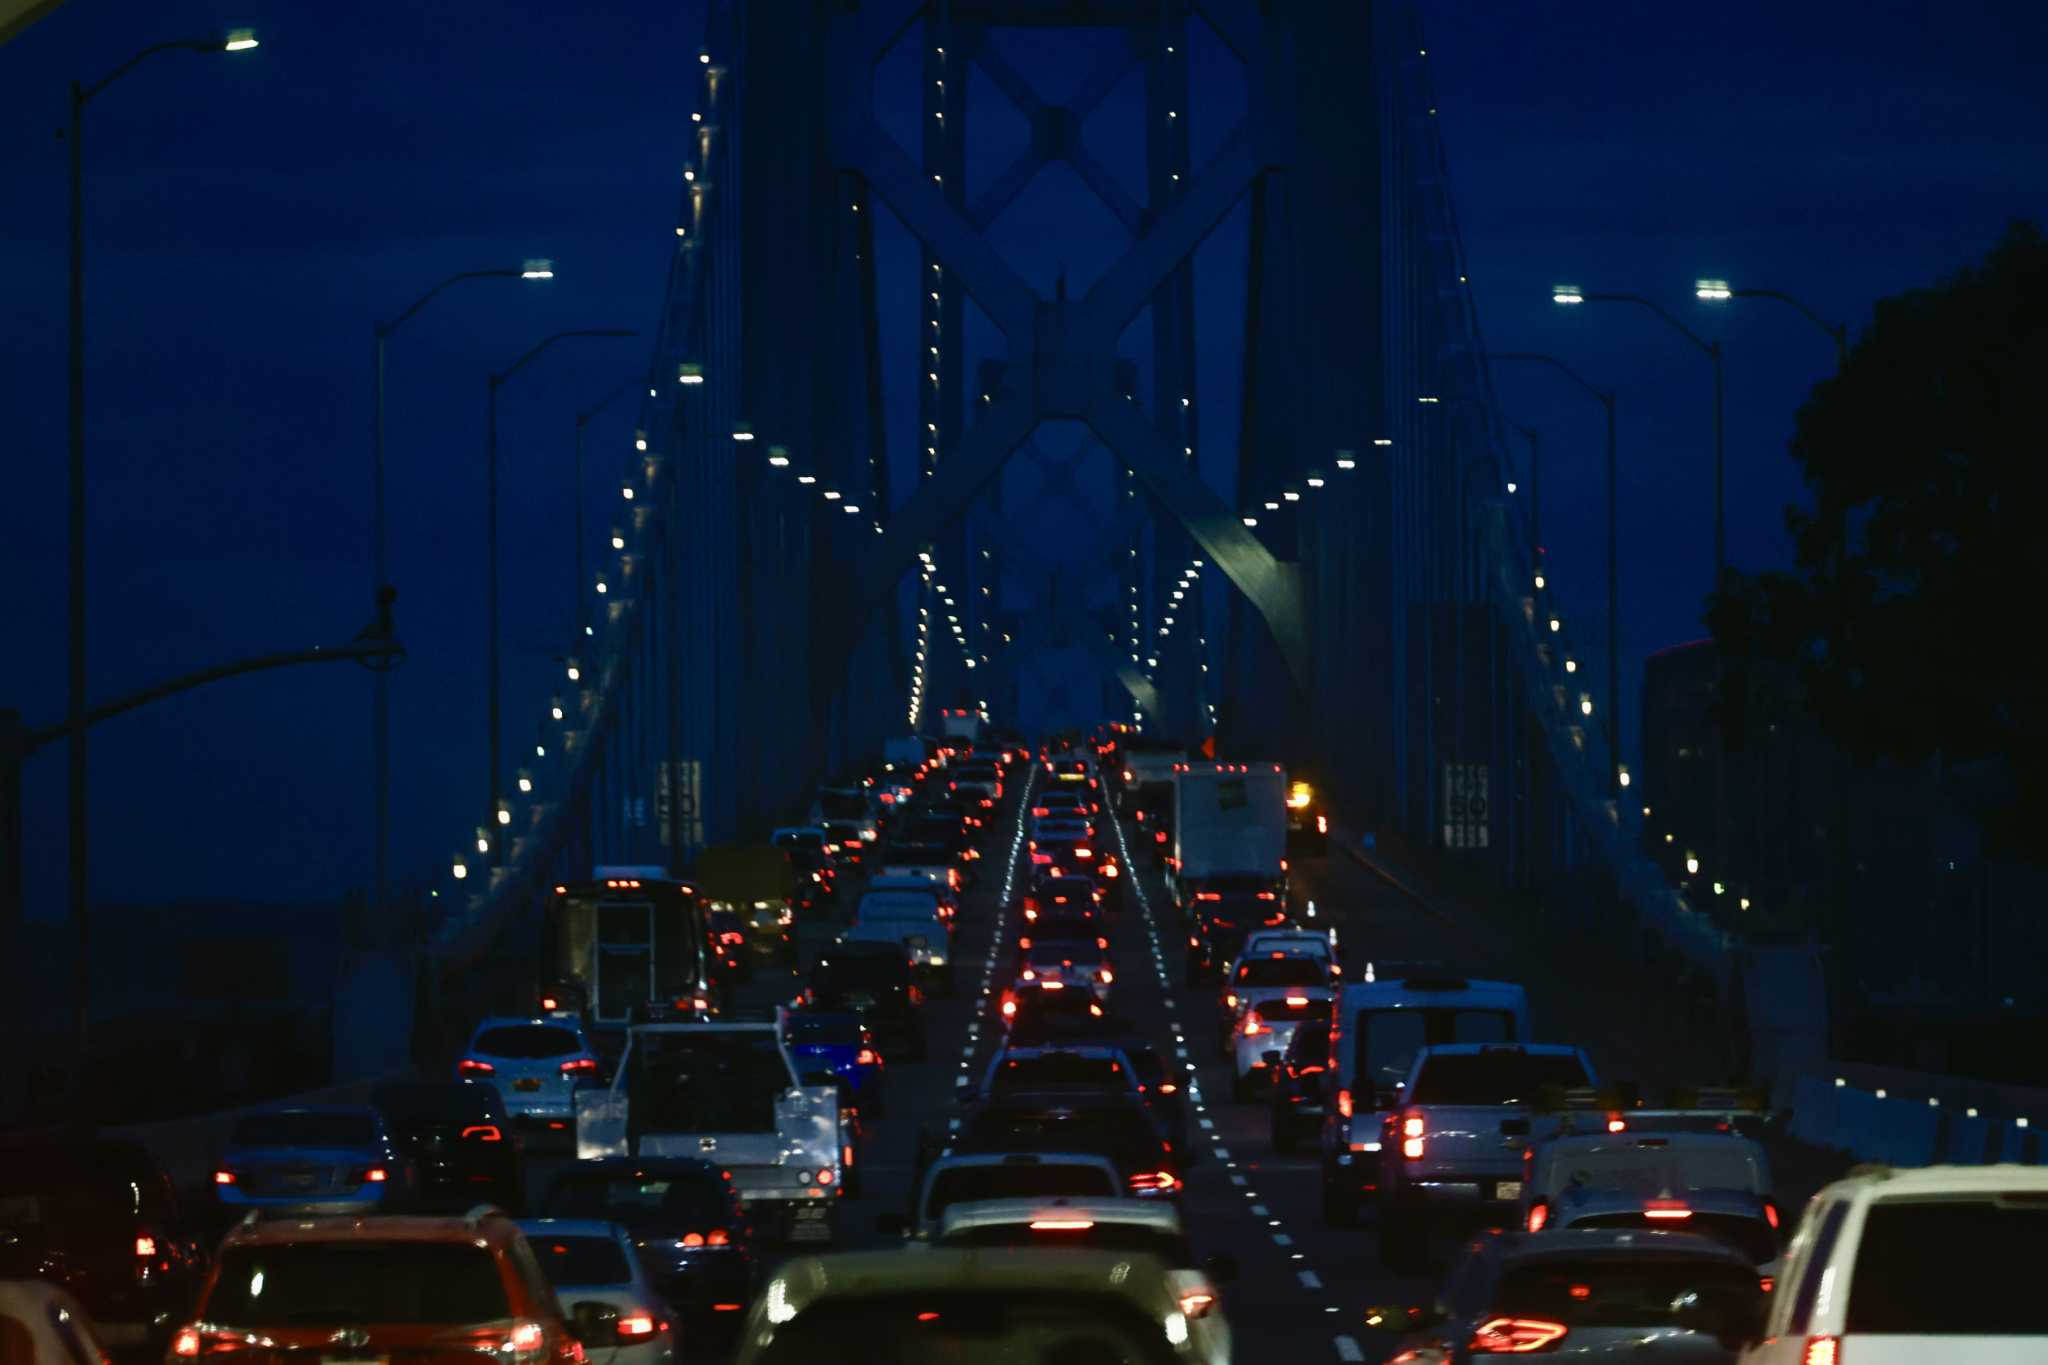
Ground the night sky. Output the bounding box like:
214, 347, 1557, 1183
3, 1, 2042, 914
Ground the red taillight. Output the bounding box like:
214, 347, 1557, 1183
134, 1235, 157, 1258
560, 1056, 599, 1076
1030, 1218, 1095, 1231
1177, 1291, 1215, 1318
461, 1124, 503, 1142
856, 1048, 881, 1066
1525, 1200, 1549, 1233
1401, 1110, 1425, 1160
171, 1328, 201, 1358
616, 1316, 657, 1341
681, 1232, 706, 1247
213, 1170, 236, 1186
1606, 1114, 1627, 1133
1802, 1338, 1839, 1365
458, 1057, 495, 1076
1242, 1016, 1264, 1036
1336, 1088, 1353, 1119
1194, 892, 1221, 901
1764, 1199, 1781, 1229
1154, 830, 1166, 843
1001, 999, 1017, 1016
363, 1167, 389, 1183
1470, 1317, 1567, 1353
1098, 969, 1114, 984
507, 1322, 546, 1356
1021, 969, 1036, 980
1760, 1275, 1776, 1294
1284, 995, 1310, 1006
1255, 891, 1277, 901
1317, 813, 1328, 833
540, 996, 559, 1010
1224, 993, 1238, 1009
1642, 1199, 1692, 1220
1128, 1169, 1179, 1194
711, 1303, 744, 1312
1040, 981, 1065, 991
1074, 847, 1093, 857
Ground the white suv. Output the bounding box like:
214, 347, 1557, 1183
1741, 1163, 2048, 1364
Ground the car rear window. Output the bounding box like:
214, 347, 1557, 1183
993, 1054, 1127, 1092
1552, 1146, 1764, 1197
473, 1025, 583, 1059
1567, 1211, 1778, 1266
541, 1172, 731, 1228
924, 1164, 1119, 1220
207, 1243, 509, 1325
526, 1233, 633, 1288
1235, 959, 1328, 986
1493, 1255, 1757, 1328
632, 1031, 788, 1134
1409, 1052, 1590, 1104
228, 1112, 378, 1148
752, 1292, 1177, 1365
1252, 997, 1323, 1022
1842, 1196, 2048, 1334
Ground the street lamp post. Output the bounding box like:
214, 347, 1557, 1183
1695, 281, 1847, 370
486, 331, 636, 843
1551, 286, 1723, 584
1487, 352, 1621, 796
65, 28, 258, 1073
370, 262, 550, 933
573, 380, 644, 640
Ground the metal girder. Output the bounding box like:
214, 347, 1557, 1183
1002, 592, 1160, 722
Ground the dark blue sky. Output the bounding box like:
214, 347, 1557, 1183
2, 1, 2042, 912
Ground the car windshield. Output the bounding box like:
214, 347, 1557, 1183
785, 1016, 862, 1048
631, 1031, 788, 1132
1026, 941, 1104, 967
1492, 1255, 1758, 1329
541, 1172, 730, 1228
1842, 1197, 2048, 1333
229, 1112, 377, 1148
206, 1244, 509, 1326
1408, 1052, 1590, 1104
473, 1025, 583, 1059
525, 1233, 633, 1287
993, 1054, 1127, 1092
752, 1291, 1177, 1365
1235, 959, 1327, 986
942, 1223, 1193, 1263
1553, 1145, 1764, 1197
925, 1165, 1120, 1221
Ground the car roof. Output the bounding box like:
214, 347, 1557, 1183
761, 1247, 1177, 1319
475, 1015, 584, 1031
935, 1197, 1183, 1235
1419, 1042, 1579, 1058
1341, 977, 1527, 1007
1822, 1162, 2048, 1200
515, 1218, 629, 1241
222, 1211, 524, 1249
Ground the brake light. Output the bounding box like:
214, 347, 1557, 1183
1242, 1016, 1264, 1036
1158, 1083, 1178, 1094
1526, 1200, 1550, 1233
606, 1314, 655, 1343
458, 1057, 495, 1076
856, 1048, 881, 1066
1285, 995, 1310, 1006
1255, 891, 1276, 900
1317, 814, 1328, 833
540, 996, 559, 1010
507, 1322, 546, 1358
816, 1169, 835, 1185
1040, 981, 1065, 990
134, 1235, 157, 1257
1195, 892, 1221, 901
363, 1167, 389, 1183
1401, 1110, 1426, 1160
1642, 1200, 1692, 1220
1154, 830, 1166, 842
1178, 1292, 1216, 1319
1030, 1218, 1095, 1231
1074, 847, 1092, 857
461, 1124, 503, 1142
1128, 1169, 1179, 1193
1764, 1199, 1780, 1230
1802, 1339, 1839, 1365
1760, 1275, 1776, 1294
1022, 969, 1036, 980
1224, 994, 1238, 1009
1470, 1317, 1567, 1353
1001, 999, 1017, 1016
1103, 863, 1118, 878
1606, 1114, 1627, 1133
171, 1329, 201, 1358
1336, 1089, 1353, 1119
560, 1056, 599, 1076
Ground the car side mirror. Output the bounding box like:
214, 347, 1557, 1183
874, 1212, 909, 1238
1202, 1253, 1239, 1284
569, 1301, 619, 1343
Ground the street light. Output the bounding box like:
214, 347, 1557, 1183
1695, 281, 1847, 369
486, 330, 637, 842
1550, 285, 1724, 584
64, 27, 258, 1077
1487, 351, 1621, 797
574, 379, 643, 639
371, 263, 550, 938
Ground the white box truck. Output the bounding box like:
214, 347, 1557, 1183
1169, 761, 1288, 907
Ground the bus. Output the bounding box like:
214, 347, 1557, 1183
546, 866, 715, 1029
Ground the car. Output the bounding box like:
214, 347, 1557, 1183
371, 1080, 523, 1213
868, 872, 960, 924
1521, 1132, 1782, 1284
515, 1219, 679, 1365
456, 1016, 603, 1133
211, 1106, 414, 1216
948, 1091, 1181, 1201
537, 1158, 757, 1334
782, 1010, 887, 1117
1044, 756, 1097, 789
706, 907, 754, 981
1184, 889, 1290, 983
0, 1139, 210, 1351
803, 940, 926, 1060
999, 976, 1109, 1031
1020, 875, 1104, 923
735, 1248, 1228, 1365
891, 1152, 1125, 1239
0, 1281, 116, 1365
818, 819, 870, 868
170, 1206, 584, 1365
843, 898, 951, 992
1015, 937, 1114, 1002
808, 787, 878, 844
873, 843, 964, 895
1284, 777, 1330, 855
1268, 1017, 1333, 1153
933, 1198, 1235, 1357
1375, 1228, 1765, 1363
968, 1045, 1141, 1104
1738, 1163, 2048, 1364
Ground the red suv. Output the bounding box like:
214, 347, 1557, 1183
170, 1207, 585, 1365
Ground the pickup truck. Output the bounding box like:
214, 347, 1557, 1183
573, 1015, 844, 1243
1373, 1042, 1598, 1271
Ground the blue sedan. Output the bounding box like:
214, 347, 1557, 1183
784, 1012, 886, 1118
211, 1105, 413, 1214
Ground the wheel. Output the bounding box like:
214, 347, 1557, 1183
1378, 1209, 1430, 1274
1321, 1174, 1358, 1226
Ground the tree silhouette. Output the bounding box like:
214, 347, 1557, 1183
1708, 222, 2048, 856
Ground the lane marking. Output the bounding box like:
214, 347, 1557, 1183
1229, 1173, 1247, 1186
1298, 1270, 1323, 1289
1273, 1232, 1293, 1246
1250, 1204, 1268, 1215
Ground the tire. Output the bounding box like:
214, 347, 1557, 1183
1378, 1209, 1430, 1274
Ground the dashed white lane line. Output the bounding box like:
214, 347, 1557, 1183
1298, 1270, 1323, 1289
1228, 1173, 1247, 1186
1334, 1336, 1364, 1362
1250, 1204, 1268, 1215
1273, 1232, 1293, 1246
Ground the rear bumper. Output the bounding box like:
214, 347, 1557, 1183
1383, 1174, 1522, 1209
215, 1192, 398, 1214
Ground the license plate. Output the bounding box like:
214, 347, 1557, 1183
1495, 1181, 1522, 1200
284, 1172, 319, 1189
322, 1355, 387, 1365
514, 1078, 542, 1092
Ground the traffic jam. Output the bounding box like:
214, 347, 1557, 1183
7, 717, 2038, 1364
